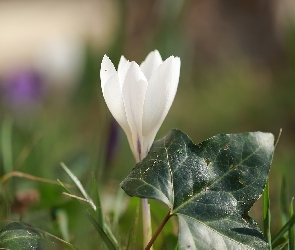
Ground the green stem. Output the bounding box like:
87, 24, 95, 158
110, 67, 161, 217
145, 211, 172, 250
136, 151, 153, 249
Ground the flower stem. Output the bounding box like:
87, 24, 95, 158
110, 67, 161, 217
142, 198, 152, 249
145, 210, 172, 250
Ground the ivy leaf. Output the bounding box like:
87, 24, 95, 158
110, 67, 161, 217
121, 129, 275, 250
0, 222, 56, 250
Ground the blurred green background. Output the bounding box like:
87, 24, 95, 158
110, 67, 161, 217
0, 0, 295, 249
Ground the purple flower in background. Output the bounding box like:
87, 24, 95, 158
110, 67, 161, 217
1, 68, 45, 113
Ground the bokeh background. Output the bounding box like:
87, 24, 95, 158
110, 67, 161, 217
0, 0, 295, 249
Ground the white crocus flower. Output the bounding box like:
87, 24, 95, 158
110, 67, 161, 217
100, 50, 181, 162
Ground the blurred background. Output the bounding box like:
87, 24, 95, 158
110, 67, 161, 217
0, 0, 295, 248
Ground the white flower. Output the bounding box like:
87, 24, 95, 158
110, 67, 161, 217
100, 50, 181, 162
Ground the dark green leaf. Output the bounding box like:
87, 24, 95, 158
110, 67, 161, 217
121, 129, 275, 250
0, 222, 56, 250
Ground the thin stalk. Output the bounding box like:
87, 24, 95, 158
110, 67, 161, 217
136, 152, 153, 249
145, 211, 172, 250
0, 171, 72, 188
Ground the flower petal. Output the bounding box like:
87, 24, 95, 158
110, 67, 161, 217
140, 50, 163, 81
100, 55, 117, 91
118, 56, 131, 89
142, 56, 181, 151
102, 74, 132, 149
118, 55, 128, 75
122, 62, 148, 161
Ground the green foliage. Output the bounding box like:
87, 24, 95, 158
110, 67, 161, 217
125, 202, 139, 250
55, 208, 70, 242
1, 117, 13, 174
0, 222, 57, 250
280, 176, 288, 227
121, 129, 275, 249
289, 198, 294, 250
272, 214, 295, 248
263, 179, 272, 249
59, 164, 119, 250
91, 173, 104, 228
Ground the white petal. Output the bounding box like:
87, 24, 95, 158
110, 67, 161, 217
118, 55, 128, 73
122, 62, 148, 161
142, 56, 181, 151
100, 55, 117, 91
102, 74, 132, 149
118, 56, 131, 89
140, 50, 163, 81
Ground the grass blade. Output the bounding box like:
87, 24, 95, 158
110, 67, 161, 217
272, 214, 295, 245
273, 241, 288, 250
91, 173, 104, 227
0, 171, 69, 186
289, 197, 294, 250
104, 223, 120, 249
125, 201, 139, 250
1, 117, 13, 174
34, 224, 78, 250
263, 178, 272, 249
58, 180, 119, 250
280, 176, 288, 227
61, 162, 96, 210
91, 173, 119, 249
113, 188, 124, 229
55, 208, 70, 242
